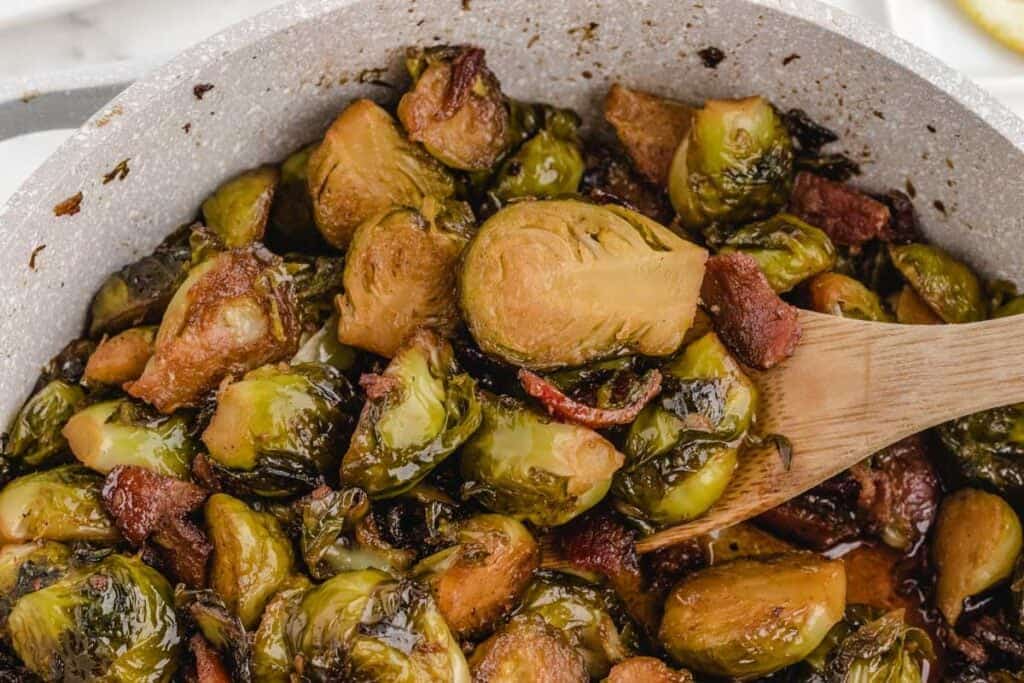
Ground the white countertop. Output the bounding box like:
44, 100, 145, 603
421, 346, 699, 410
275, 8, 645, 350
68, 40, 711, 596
1, 0, 1022, 203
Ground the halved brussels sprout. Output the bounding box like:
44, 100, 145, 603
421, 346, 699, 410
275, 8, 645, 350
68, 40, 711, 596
938, 405, 1024, 498
398, 45, 510, 171
0, 465, 117, 543
893, 284, 944, 325
3, 380, 84, 470
307, 99, 455, 248
668, 96, 793, 233
933, 488, 1022, 624
718, 213, 836, 292
889, 243, 986, 323
606, 656, 694, 683
808, 272, 893, 322
87, 228, 193, 337
252, 575, 311, 682
604, 83, 694, 187
342, 330, 481, 498
63, 399, 195, 478
8, 554, 180, 682
625, 331, 758, 461
614, 442, 737, 526
460, 393, 624, 526
469, 615, 588, 683
460, 199, 708, 369
335, 198, 473, 357
292, 315, 358, 372
126, 248, 301, 413
517, 575, 635, 678
202, 166, 279, 248
83, 326, 157, 386
0, 541, 72, 628
206, 493, 295, 628
491, 108, 584, 201
201, 362, 355, 497
297, 485, 414, 579
414, 513, 539, 639
659, 553, 846, 678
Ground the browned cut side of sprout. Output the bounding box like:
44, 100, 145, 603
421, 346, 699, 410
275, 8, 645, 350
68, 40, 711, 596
83, 326, 157, 386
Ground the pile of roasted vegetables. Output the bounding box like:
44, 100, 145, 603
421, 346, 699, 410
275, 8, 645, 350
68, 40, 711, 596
2, 44, 1024, 682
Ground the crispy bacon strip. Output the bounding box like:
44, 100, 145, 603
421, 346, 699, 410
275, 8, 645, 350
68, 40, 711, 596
789, 171, 892, 247
518, 368, 662, 429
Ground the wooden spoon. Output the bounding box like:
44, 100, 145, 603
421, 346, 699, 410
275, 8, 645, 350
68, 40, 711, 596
636, 308, 1022, 554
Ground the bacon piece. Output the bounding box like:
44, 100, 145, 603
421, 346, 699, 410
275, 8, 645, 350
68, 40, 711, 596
700, 253, 801, 370
604, 84, 693, 187
756, 471, 862, 550
189, 635, 231, 683
789, 171, 892, 247
518, 368, 662, 429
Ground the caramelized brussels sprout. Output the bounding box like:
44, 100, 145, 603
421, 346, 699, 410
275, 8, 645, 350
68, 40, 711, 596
604, 83, 694, 187
893, 284, 944, 325
63, 399, 195, 478
719, 213, 836, 292
889, 243, 986, 323
126, 248, 301, 413
83, 326, 156, 385
460, 199, 708, 369
3, 380, 84, 469
335, 198, 473, 357
469, 615, 588, 683
808, 272, 893, 322
206, 493, 295, 628
87, 229, 192, 337
341, 331, 481, 498
201, 166, 279, 248
517, 575, 635, 678
614, 442, 737, 526
606, 656, 693, 683
938, 405, 1024, 498
174, 587, 252, 681
252, 575, 311, 682
0, 541, 72, 626
492, 108, 584, 200
7, 554, 180, 682
201, 362, 355, 497
307, 99, 455, 248
668, 96, 793, 233
460, 393, 624, 526
0, 465, 117, 543
297, 485, 414, 579
933, 488, 1022, 624
266, 143, 328, 253
398, 45, 510, 171
292, 315, 358, 372
414, 513, 539, 638
659, 553, 846, 678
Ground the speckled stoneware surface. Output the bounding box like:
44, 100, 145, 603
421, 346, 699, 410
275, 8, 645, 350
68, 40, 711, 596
1, 0, 1023, 423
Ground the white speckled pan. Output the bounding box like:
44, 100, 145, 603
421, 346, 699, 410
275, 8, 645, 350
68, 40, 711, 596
0, 0, 1023, 423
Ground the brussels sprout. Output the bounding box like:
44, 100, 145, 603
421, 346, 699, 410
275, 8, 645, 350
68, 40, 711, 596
292, 315, 358, 372
460, 393, 624, 526
201, 363, 355, 497
469, 615, 588, 683
799, 605, 933, 682
459, 199, 708, 369
83, 326, 157, 386
0, 465, 117, 543
201, 166, 279, 248
297, 485, 414, 579
267, 144, 329, 253
206, 493, 295, 628
252, 575, 311, 682
63, 399, 195, 478
307, 99, 455, 249
626, 332, 758, 462
491, 108, 584, 200
516, 575, 635, 678
808, 272, 893, 322
718, 213, 836, 292
88, 229, 193, 338
3, 380, 84, 470
335, 198, 473, 357
414, 513, 539, 639
175, 587, 252, 682
342, 330, 481, 498
933, 488, 1022, 624
604, 83, 694, 187
605, 656, 694, 683
126, 248, 301, 413
698, 523, 792, 565
398, 45, 510, 171
659, 553, 846, 678
889, 243, 986, 323
614, 442, 737, 526
0, 541, 72, 629
668, 96, 794, 233
938, 405, 1024, 498
893, 285, 944, 325
8, 554, 180, 682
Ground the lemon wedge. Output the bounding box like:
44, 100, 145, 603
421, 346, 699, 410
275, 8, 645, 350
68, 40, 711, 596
957, 0, 1024, 55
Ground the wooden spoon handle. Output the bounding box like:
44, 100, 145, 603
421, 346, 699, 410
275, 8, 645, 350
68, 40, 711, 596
636, 311, 1024, 553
